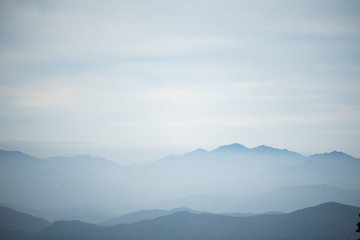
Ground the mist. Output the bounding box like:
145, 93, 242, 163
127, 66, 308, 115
1, 144, 359, 215
1, 0, 360, 239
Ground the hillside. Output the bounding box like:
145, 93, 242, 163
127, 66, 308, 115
32, 202, 360, 240
0, 206, 50, 240
0, 206, 50, 232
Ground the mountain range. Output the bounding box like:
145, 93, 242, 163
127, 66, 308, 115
148, 184, 360, 213
0, 144, 359, 215
100, 207, 205, 226
2, 202, 358, 240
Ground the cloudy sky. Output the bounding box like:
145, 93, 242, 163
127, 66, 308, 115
0, 0, 359, 163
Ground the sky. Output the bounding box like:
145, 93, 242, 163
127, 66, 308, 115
0, 0, 359, 164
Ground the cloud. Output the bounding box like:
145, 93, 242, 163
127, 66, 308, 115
0, 0, 360, 161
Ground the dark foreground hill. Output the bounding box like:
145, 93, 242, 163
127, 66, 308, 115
0, 206, 50, 240
32, 202, 359, 240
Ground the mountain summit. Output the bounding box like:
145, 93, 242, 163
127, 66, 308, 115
213, 143, 248, 152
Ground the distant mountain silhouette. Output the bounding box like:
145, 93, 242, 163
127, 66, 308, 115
101, 207, 286, 226
33, 220, 100, 240
32, 202, 360, 240
183, 148, 209, 156
250, 145, 302, 157
309, 151, 356, 161
149, 184, 360, 213
0, 150, 131, 212
1, 204, 114, 223
0, 150, 39, 162
213, 143, 248, 152
1, 145, 359, 213
101, 209, 169, 226
101, 207, 206, 226
52, 207, 112, 223
181, 143, 302, 158
0, 206, 50, 240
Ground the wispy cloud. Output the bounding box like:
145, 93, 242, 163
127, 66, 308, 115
0, 0, 359, 162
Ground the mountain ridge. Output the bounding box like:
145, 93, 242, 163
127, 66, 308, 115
32, 202, 360, 240
101, 207, 207, 226
0, 206, 50, 232
1, 144, 359, 213
148, 184, 360, 213
1, 144, 359, 164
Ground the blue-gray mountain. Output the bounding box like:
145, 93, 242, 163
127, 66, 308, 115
1, 204, 114, 224
31, 202, 360, 240
149, 184, 360, 213
101, 207, 280, 226
100, 207, 206, 226
0, 206, 50, 240
0, 144, 359, 215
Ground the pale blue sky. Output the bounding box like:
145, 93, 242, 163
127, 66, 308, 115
0, 0, 359, 163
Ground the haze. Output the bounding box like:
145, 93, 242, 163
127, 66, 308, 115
0, 0, 359, 164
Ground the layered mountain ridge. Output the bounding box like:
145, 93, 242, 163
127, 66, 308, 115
20, 202, 360, 240
0, 144, 359, 215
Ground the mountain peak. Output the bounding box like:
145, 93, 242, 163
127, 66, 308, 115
171, 207, 193, 212
255, 144, 272, 149
250, 145, 302, 157
183, 148, 208, 157
0, 149, 40, 162
328, 151, 352, 158
309, 151, 356, 161
192, 148, 207, 153
252, 145, 281, 152
213, 143, 248, 152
